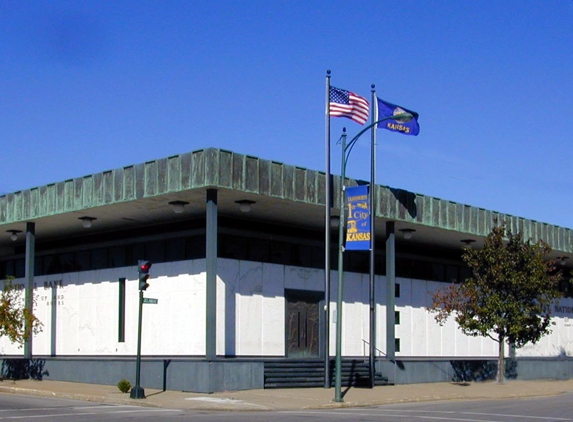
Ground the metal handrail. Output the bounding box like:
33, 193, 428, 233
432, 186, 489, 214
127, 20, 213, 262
362, 338, 386, 357
362, 339, 398, 384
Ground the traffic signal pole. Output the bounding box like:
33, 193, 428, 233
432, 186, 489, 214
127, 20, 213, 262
130, 289, 145, 399
130, 260, 152, 399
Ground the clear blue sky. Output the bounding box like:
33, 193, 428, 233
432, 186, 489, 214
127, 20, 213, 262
2, 1, 573, 228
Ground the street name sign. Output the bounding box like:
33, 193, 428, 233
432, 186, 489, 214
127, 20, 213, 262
142, 298, 158, 304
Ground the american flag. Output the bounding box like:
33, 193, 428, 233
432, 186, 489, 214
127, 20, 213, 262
329, 86, 369, 125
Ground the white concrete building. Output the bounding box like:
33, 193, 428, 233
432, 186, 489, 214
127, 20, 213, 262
1, 148, 572, 392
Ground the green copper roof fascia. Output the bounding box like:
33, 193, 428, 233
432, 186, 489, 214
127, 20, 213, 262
0, 148, 572, 253
372, 184, 573, 252
0, 148, 306, 225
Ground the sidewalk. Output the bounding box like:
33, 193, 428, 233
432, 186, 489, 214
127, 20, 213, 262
1, 378, 573, 411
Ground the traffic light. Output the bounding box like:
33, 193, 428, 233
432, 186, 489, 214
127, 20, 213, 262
138, 260, 152, 291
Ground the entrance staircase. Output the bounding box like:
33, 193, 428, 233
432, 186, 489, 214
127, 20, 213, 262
263, 359, 391, 389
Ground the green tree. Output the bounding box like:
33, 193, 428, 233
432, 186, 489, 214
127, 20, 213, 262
427, 224, 563, 382
0, 278, 42, 346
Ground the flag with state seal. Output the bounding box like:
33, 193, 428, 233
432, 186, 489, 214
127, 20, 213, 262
376, 97, 420, 136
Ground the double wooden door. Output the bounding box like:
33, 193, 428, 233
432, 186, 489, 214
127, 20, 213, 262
285, 290, 322, 358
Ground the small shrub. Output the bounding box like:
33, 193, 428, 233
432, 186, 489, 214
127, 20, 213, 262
117, 379, 131, 393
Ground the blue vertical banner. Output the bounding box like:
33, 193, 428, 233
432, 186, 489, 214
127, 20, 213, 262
345, 185, 371, 251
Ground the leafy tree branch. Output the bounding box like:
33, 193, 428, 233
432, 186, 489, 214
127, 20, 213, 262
0, 278, 42, 347
427, 223, 563, 382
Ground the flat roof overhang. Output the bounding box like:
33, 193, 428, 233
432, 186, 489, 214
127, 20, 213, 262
1, 148, 572, 261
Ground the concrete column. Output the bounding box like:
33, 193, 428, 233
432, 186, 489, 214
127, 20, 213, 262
385, 221, 395, 360
24, 222, 35, 359
205, 189, 218, 360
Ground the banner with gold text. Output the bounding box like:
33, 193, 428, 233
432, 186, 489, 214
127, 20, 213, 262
345, 185, 371, 251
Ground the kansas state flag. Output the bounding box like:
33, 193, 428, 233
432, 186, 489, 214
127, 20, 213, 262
377, 98, 420, 136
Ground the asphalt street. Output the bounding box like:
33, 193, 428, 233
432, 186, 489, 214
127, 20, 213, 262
0, 394, 180, 421
3, 391, 573, 421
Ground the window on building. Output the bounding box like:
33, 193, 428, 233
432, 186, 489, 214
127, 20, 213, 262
348, 251, 369, 274
186, 235, 206, 259
76, 251, 90, 272
459, 266, 472, 283
165, 238, 185, 262
145, 240, 165, 264
91, 249, 108, 270
15, 259, 25, 278
410, 260, 432, 280
109, 247, 127, 268
4, 261, 12, 278
270, 241, 292, 265
59, 253, 75, 272
0, 223, 469, 283
294, 244, 314, 268
44, 255, 63, 275
446, 265, 459, 283
126, 243, 145, 266
219, 234, 248, 260
249, 238, 270, 262
431, 263, 445, 281
118, 278, 126, 343
559, 277, 573, 298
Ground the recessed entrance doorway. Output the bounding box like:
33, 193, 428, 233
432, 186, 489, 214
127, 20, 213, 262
285, 289, 323, 358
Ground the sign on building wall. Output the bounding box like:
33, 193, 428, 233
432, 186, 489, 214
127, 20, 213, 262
345, 185, 371, 251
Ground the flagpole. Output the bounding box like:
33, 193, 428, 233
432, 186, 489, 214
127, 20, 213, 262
324, 70, 332, 389
369, 84, 377, 388
334, 127, 347, 403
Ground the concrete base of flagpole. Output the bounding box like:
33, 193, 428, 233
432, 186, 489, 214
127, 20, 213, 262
130, 386, 145, 399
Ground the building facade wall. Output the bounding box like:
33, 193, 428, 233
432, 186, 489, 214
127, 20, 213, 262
0, 260, 208, 357
2, 257, 573, 360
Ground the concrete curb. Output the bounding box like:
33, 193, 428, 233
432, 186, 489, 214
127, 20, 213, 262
2, 379, 573, 412
0, 385, 161, 408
